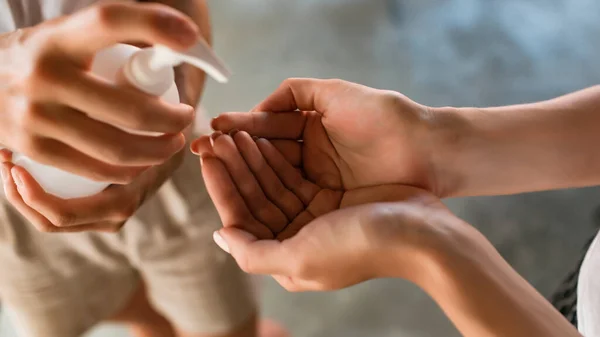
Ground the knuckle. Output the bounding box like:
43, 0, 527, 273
36, 223, 58, 233
165, 110, 191, 132
119, 170, 139, 184
88, 3, 122, 30
280, 78, 298, 89
20, 52, 60, 91
173, 117, 191, 132
123, 105, 147, 130
290, 257, 310, 278
114, 204, 137, 221
236, 253, 253, 273
105, 223, 125, 233
104, 146, 131, 165
324, 78, 345, 86
30, 58, 60, 85
18, 135, 44, 156
18, 103, 45, 130
51, 211, 77, 227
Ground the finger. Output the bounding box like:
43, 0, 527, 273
38, 106, 185, 166
271, 275, 323, 292
24, 138, 146, 184
54, 71, 195, 134
10, 165, 138, 227
213, 134, 288, 232
201, 154, 273, 239
270, 140, 302, 167
56, 2, 199, 60
252, 78, 342, 113
276, 210, 315, 241
0, 149, 12, 162
212, 111, 306, 140
217, 228, 292, 275
1, 163, 57, 232
256, 138, 319, 206
190, 135, 214, 156
232, 131, 303, 220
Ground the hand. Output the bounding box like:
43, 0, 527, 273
194, 133, 454, 290
0, 148, 178, 232
207, 78, 441, 194
0, 2, 198, 183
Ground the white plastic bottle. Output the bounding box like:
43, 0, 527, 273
11, 41, 230, 199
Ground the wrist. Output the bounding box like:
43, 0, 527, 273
418, 106, 474, 197
371, 202, 469, 283
409, 218, 580, 337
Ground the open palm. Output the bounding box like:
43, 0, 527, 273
196, 130, 421, 240
211, 78, 436, 192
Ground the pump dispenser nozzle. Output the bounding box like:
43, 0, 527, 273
123, 39, 230, 96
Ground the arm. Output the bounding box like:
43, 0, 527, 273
196, 120, 577, 336
432, 85, 600, 197
402, 217, 582, 337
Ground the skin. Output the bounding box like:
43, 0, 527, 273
1, 2, 286, 337
193, 78, 599, 336
0, 2, 198, 232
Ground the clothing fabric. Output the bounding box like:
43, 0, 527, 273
551, 231, 598, 327
579, 228, 600, 336
0, 1, 255, 336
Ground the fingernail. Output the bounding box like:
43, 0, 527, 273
229, 129, 239, 137
213, 231, 230, 253
209, 131, 223, 147
190, 139, 201, 155
11, 169, 22, 188
160, 13, 198, 45
252, 136, 259, 141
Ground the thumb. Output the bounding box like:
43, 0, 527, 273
213, 227, 257, 254
252, 78, 327, 113
214, 227, 294, 275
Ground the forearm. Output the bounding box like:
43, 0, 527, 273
410, 222, 581, 337
430, 85, 600, 197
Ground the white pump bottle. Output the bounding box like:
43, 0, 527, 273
10, 40, 230, 199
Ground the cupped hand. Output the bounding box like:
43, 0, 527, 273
0, 2, 198, 184
194, 132, 452, 291
209, 78, 439, 193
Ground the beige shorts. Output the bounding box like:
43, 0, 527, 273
0, 150, 255, 337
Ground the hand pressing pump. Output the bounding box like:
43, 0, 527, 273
11, 40, 230, 199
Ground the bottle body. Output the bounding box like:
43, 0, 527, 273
11, 44, 180, 199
